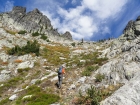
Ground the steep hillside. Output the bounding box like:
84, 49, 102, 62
0, 6, 140, 105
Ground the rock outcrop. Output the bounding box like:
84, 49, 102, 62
0, 6, 72, 40
101, 71, 140, 105
120, 16, 140, 40
99, 15, 140, 105
62, 31, 73, 40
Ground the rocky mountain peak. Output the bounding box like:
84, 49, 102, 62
0, 6, 72, 41
62, 31, 73, 40
136, 15, 140, 21
121, 15, 140, 40
32, 8, 42, 14
12, 6, 26, 14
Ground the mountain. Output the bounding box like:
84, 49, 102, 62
0, 6, 72, 41
0, 6, 140, 105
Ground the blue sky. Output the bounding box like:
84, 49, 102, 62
0, 0, 140, 41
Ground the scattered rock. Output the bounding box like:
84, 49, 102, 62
68, 84, 76, 90
0, 70, 12, 82
22, 95, 32, 100
9, 94, 18, 101
17, 61, 34, 69
30, 79, 40, 84
77, 76, 86, 84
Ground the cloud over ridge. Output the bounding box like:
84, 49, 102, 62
2, 0, 132, 41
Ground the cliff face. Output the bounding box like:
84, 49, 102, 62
0, 6, 72, 40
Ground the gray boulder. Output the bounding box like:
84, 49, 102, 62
9, 94, 18, 101
17, 61, 34, 69
0, 70, 12, 82
101, 71, 140, 105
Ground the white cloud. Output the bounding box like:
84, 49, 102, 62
0, 0, 14, 12
71, 0, 76, 5
82, 0, 128, 19
58, 6, 84, 20
26, 0, 128, 40
5, 1, 14, 11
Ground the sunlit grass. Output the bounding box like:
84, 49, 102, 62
16, 85, 60, 105
4, 28, 17, 35
42, 44, 70, 66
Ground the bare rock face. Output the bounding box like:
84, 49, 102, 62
12, 6, 26, 14
2, 6, 53, 33
101, 71, 140, 105
121, 16, 140, 40
123, 20, 136, 40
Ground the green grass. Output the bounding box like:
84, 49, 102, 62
42, 44, 70, 66
82, 66, 99, 76
0, 77, 23, 95
17, 68, 30, 74
0, 67, 4, 71
95, 73, 105, 82
16, 85, 60, 105
35, 80, 41, 85
0, 98, 9, 105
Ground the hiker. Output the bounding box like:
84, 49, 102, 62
57, 65, 66, 89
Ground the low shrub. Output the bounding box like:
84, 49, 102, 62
82, 66, 98, 76
35, 80, 41, 85
32, 32, 40, 37
18, 30, 27, 34
76, 86, 102, 105
17, 68, 30, 74
40, 34, 48, 40
0, 98, 9, 105
71, 42, 76, 47
7, 40, 40, 56
0, 67, 4, 71
95, 73, 105, 82
94, 57, 108, 66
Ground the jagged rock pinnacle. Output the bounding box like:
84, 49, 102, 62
0, 6, 72, 41
120, 16, 140, 40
